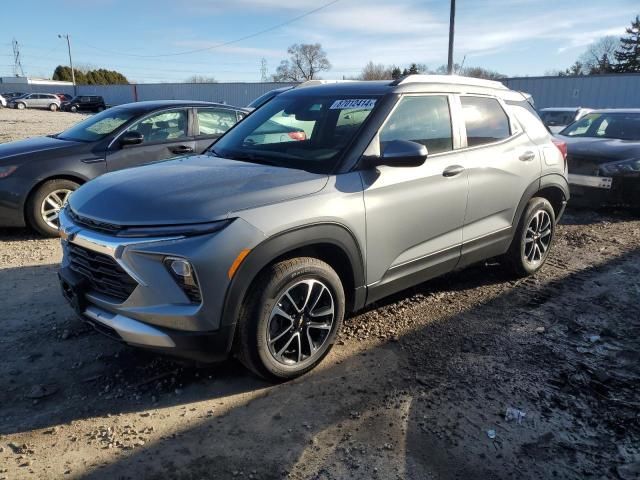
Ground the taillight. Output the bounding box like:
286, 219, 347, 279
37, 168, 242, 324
287, 131, 306, 141
551, 138, 567, 159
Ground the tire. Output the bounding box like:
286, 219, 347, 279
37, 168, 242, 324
26, 179, 79, 237
236, 257, 345, 381
96, 106, 105, 112
503, 197, 556, 277
49, 103, 58, 112
16, 102, 25, 110
70, 105, 78, 113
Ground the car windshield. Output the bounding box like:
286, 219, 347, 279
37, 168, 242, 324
539, 110, 577, 127
560, 112, 640, 140
56, 108, 137, 142
210, 94, 379, 173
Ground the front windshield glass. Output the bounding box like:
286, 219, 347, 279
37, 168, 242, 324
539, 110, 576, 127
560, 112, 640, 140
56, 108, 137, 142
211, 94, 379, 173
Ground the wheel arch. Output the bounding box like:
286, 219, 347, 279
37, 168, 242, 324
220, 223, 366, 332
512, 174, 569, 230
23, 174, 87, 223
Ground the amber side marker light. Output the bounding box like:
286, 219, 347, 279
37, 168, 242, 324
228, 248, 251, 279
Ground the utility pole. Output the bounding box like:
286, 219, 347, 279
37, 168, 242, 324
58, 34, 76, 94
447, 0, 456, 74
260, 58, 268, 82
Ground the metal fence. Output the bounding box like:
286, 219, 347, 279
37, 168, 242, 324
2, 75, 640, 110
0, 82, 297, 108
503, 74, 640, 109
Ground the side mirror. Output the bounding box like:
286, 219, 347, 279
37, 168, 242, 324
120, 131, 144, 147
366, 139, 428, 168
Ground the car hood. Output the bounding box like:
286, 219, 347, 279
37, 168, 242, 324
557, 135, 640, 164
69, 155, 329, 226
0, 135, 81, 161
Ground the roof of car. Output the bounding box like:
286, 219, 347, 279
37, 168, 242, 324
589, 108, 640, 114
113, 100, 248, 112
282, 75, 522, 100
539, 107, 584, 112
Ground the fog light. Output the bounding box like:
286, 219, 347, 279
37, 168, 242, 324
164, 257, 201, 304
169, 258, 192, 277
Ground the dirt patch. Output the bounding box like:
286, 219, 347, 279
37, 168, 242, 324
0, 114, 639, 479
0, 108, 89, 143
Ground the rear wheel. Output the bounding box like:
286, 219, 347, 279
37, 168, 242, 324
96, 106, 105, 112
236, 257, 345, 381
503, 197, 556, 277
26, 179, 79, 237
49, 103, 58, 112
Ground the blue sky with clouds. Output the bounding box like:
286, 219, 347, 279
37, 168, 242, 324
1, 0, 638, 83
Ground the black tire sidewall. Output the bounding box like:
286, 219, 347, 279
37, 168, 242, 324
27, 179, 79, 237
242, 259, 345, 380
517, 198, 556, 275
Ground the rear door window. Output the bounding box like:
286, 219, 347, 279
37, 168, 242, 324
196, 108, 238, 136
461, 96, 511, 147
380, 95, 453, 154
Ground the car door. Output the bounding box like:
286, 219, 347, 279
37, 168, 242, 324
361, 94, 469, 301
456, 95, 542, 267
105, 108, 196, 172
193, 107, 241, 153
25, 94, 39, 108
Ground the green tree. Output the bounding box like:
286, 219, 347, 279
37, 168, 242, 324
390, 66, 402, 80
51, 65, 128, 85
615, 15, 640, 72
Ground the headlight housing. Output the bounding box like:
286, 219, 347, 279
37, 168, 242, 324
114, 220, 231, 238
599, 159, 640, 176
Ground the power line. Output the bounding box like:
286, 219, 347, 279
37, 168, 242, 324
78, 0, 341, 58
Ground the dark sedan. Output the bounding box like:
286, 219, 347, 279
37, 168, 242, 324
557, 109, 640, 209
0, 100, 248, 236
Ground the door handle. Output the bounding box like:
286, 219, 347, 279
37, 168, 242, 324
442, 165, 465, 177
170, 145, 194, 154
519, 151, 536, 162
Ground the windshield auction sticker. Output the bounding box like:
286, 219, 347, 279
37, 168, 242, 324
330, 99, 377, 109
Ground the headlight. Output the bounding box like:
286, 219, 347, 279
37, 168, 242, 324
599, 159, 640, 176
0, 165, 17, 179
115, 220, 231, 238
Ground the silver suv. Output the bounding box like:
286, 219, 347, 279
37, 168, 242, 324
58, 75, 569, 380
9, 93, 61, 111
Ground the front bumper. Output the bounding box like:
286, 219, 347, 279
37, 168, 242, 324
569, 173, 640, 207
57, 208, 264, 362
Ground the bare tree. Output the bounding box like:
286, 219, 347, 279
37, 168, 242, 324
184, 75, 218, 83
359, 61, 392, 80
579, 36, 620, 74
272, 43, 331, 81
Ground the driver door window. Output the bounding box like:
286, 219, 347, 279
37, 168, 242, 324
128, 110, 189, 143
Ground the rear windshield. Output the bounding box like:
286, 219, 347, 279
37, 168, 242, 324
210, 94, 379, 173
56, 108, 137, 142
560, 112, 640, 140
539, 110, 578, 127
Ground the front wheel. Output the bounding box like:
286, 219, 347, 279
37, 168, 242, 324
236, 257, 345, 381
503, 197, 556, 277
16, 102, 25, 110
26, 179, 79, 237
70, 105, 78, 113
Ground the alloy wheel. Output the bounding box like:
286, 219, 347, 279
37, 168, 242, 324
267, 279, 335, 366
524, 210, 552, 266
40, 189, 72, 230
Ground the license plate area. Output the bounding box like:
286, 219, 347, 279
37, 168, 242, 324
58, 267, 87, 315
568, 174, 613, 189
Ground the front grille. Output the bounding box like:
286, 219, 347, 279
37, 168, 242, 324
67, 243, 138, 302
567, 154, 602, 176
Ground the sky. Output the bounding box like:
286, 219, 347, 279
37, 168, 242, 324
1, 0, 638, 83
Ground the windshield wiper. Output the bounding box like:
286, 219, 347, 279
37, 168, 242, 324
219, 150, 279, 166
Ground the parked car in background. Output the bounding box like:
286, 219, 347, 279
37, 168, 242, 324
539, 107, 592, 133
246, 80, 354, 111
55, 93, 73, 103
57, 75, 568, 380
557, 109, 640, 208
0, 100, 248, 236
8, 93, 61, 111
0, 94, 6, 108
1, 92, 26, 101
61, 95, 107, 113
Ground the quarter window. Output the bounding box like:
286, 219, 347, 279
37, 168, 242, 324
197, 108, 238, 136
461, 96, 511, 147
380, 95, 453, 154
128, 110, 188, 143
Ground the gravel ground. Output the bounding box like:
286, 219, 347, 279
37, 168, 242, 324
1, 110, 639, 480
0, 107, 89, 143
